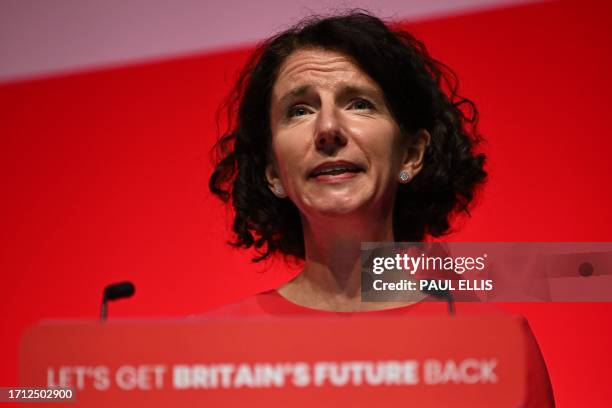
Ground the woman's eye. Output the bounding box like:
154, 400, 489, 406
350, 99, 373, 110
289, 106, 310, 118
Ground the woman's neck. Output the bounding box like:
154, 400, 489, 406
277, 212, 412, 312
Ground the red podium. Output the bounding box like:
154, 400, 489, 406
20, 315, 526, 407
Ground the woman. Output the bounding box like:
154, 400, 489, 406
209, 12, 554, 405
210, 12, 485, 311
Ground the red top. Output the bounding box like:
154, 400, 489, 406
206, 290, 556, 407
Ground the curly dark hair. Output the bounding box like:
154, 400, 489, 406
209, 11, 486, 262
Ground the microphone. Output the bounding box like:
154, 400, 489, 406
100, 281, 135, 321
420, 280, 455, 315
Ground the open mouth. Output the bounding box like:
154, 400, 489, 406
309, 161, 365, 178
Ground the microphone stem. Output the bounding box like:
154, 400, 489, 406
100, 299, 108, 321
447, 294, 455, 315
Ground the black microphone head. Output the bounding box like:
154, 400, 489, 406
103, 281, 135, 301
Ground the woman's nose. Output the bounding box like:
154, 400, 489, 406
314, 106, 347, 154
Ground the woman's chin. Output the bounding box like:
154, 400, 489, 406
301, 197, 371, 218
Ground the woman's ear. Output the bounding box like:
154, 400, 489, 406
265, 162, 287, 198
398, 129, 431, 183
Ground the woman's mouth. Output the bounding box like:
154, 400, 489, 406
309, 161, 365, 182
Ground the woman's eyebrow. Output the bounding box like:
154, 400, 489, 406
277, 85, 311, 108
339, 85, 383, 100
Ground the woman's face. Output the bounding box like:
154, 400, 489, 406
266, 48, 423, 221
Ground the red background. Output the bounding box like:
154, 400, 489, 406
1, 0, 611, 405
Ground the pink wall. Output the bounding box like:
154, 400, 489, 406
0, 0, 542, 82
1, 0, 612, 405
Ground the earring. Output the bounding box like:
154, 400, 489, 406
398, 170, 411, 183
272, 183, 286, 198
